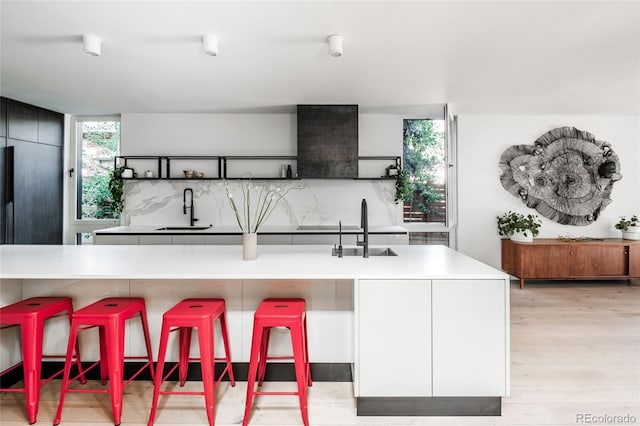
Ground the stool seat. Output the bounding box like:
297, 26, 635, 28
254, 298, 306, 320
0, 297, 85, 424
72, 297, 149, 320
54, 297, 154, 426
243, 298, 312, 426
148, 298, 235, 426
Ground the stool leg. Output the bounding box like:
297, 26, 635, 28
106, 319, 125, 426
178, 327, 192, 386
54, 321, 80, 426
242, 323, 263, 426
99, 326, 109, 385
291, 322, 310, 426
303, 316, 312, 387
20, 316, 42, 424
218, 311, 235, 386
140, 304, 156, 381
197, 320, 216, 426
65, 307, 87, 385
257, 328, 271, 386
148, 321, 171, 426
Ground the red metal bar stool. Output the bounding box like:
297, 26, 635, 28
148, 298, 235, 426
243, 298, 312, 426
0, 297, 85, 424
54, 297, 155, 426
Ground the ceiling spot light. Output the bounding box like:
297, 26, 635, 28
327, 34, 343, 57
203, 34, 218, 56
83, 34, 101, 57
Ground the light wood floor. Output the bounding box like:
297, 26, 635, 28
1, 280, 639, 426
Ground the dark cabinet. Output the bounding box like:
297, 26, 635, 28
1, 98, 63, 244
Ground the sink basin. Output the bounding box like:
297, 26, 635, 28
332, 247, 398, 257
155, 226, 211, 231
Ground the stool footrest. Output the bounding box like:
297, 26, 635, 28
159, 390, 205, 396
265, 355, 294, 360
253, 391, 301, 396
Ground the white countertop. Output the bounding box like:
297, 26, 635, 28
94, 225, 408, 235
0, 244, 507, 281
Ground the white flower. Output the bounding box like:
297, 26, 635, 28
224, 177, 304, 233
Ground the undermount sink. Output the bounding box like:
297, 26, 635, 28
332, 247, 398, 257
155, 226, 212, 231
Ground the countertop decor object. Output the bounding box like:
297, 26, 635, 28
615, 215, 639, 240
243, 232, 257, 261
223, 177, 304, 234
497, 211, 541, 242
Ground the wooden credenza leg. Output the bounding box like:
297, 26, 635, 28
520, 277, 525, 289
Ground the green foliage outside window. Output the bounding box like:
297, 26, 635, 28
80, 121, 120, 219
400, 119, 446, 218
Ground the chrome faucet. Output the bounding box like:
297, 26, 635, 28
332, 220, 343, 258
183, 188, 198, 227
356, 199, 368, 258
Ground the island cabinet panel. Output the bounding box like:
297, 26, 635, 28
357, 279, 431, 397
432, 279, 506, 397
502, 239, 640, 288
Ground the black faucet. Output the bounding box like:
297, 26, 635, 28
183, 188, 198, 227
356, 199, 368, 258
333, 220, 343, 258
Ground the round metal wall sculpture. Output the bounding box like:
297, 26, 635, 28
499, 126, 622, 226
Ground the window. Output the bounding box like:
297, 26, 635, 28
402, 118, 447, 224
76, 120, 120, 219
67, 116, 120, 244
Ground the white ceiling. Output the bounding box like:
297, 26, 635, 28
1, 1, 638, 116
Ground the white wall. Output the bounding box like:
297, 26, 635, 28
120, 113, 403, 228
457, 115, 640, 269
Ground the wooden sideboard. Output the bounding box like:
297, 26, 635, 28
501, 238, 640, 288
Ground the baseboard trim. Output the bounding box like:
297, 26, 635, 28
1, 361, 352, 388
357, 396, 502, 416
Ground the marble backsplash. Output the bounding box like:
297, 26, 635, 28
124, 179, 399, 229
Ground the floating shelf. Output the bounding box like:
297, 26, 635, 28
115, 155, 400, 180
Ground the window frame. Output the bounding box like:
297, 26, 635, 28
399, 106, 457, 248
66, 115, 121, 244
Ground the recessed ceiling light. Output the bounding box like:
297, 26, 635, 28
83, 34, 101, 57
327, 34, 343, 57
203, 34, 218, 56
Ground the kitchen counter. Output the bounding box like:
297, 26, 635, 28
0, 244, 501, 280
94, 224, 408, 235
0, 244, 509, 416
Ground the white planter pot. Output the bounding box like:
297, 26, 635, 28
510, 230, 534, 243
621, 228, 640, 241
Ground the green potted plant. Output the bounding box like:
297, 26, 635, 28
497, 211, 542, 242
108, 165, 125, 216
614, 215, 639, 240
394, 168, 412, 204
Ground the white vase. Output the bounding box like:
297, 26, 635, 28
243, 233, 257, 260
510, 230, 534, 243
621, 228, 640, 241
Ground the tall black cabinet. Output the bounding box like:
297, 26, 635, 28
1, 97, 64, 244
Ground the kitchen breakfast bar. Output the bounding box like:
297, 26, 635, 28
0, 244, 510, 416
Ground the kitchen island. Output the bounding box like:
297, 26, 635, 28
0, 244, 509, 416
